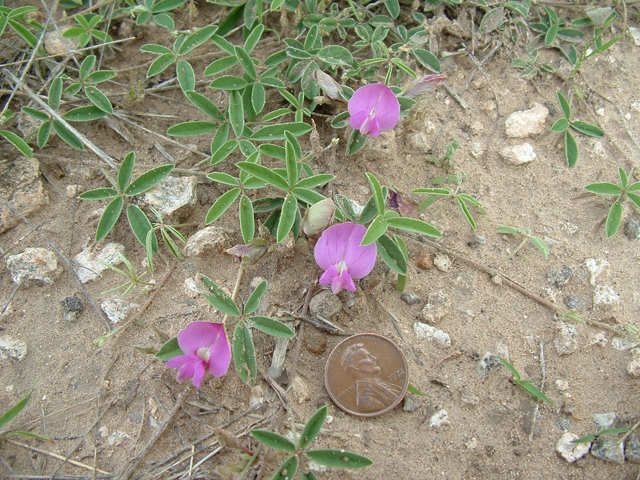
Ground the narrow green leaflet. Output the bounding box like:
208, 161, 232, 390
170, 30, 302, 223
497, 357, 520, 380
96, 196, 124, 241
413, 48, 440, 72
239, 195, 255, 243
155, 336, 184, 361
305, 450, 373, 469
49, 77, 62, 110
376, 235, 407, 275
177, 24, 217, 55
235, 46, 257, 81
125, 165, 174, 195
185, 91, 225, 122
233, 322, 249, 383
529, 236, 549, 259
584, 183, 622, 195
176, 59, 196, 92
205, 187, 241, 224
361, 215, 389, 246
277, 194, 298, 242
295, 174, 334, 189
250, 430, 296, 452
456, 197, 476, 230
299, 405, 327, 449
250, 122, 312, 141
0, 130, 32, 158
564, 130, 578, 168
236, 162, 289, 191
118, 151, 136, 192
365, 173, 385, 215
249, 316, 295, 338
210, 75, 247, 90
244, 280, 267, 315
386, 217, 442, 237
79, 188, 117, 200
243, 323, 257, 383
346, 129, 367, 155
479, 7, 505, 34
147, 53, 176, 77
207, 172, 239, 186
550, 118, 569, 132
204, 56, 239, 76
557, 91, 571, 119
518, 381, 555, 405
201, 274, 241, 316
606, 201, 623, 238
571, 121, 603, 138
127, 205, 158, 252
228, 90, 244, 137
0, 387, 34, 430
291, 188, 325, 205
273, 455, 299, 480
64, 106, 108, 122
167, 121, 217, 136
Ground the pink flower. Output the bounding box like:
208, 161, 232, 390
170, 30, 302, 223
314, 222, 377, 294
348, 83, 400, 138
165, 322, 231, 389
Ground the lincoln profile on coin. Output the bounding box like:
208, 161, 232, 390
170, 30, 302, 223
340, 343, 402, 412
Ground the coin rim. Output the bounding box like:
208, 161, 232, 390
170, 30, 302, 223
324, 333, 409, 418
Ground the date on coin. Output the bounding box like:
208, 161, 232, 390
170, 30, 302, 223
325, 334, 408, 418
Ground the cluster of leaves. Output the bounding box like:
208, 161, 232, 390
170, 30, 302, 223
156, 277, 295, 385
250, 405, 372, 479
497, 357, 554, 406
585, 167, 640, 238
116, 0, 187, 31
497, 225, 549, 260
0, 387, 46, 442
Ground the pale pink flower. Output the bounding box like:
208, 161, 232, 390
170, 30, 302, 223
348, 83, 400, 138
165, 322, 230, 389
314, 222, 377, 294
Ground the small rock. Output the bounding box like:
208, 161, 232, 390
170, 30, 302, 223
309, 290, 342, 319
6, 248, 57, 285
101, 298, 140, 324
556, 432, 590, 463
127, 413, 143, 424
413, 322, 451, 347
414, 252, 432, 270
429, 409, 450, 428
555, 380, 569, 392
554, 322, 577, 356
44, 28, 79, 55
584, 258, 610, 286
61, 296, 83, 322
627, 348, 640, 377
433, 253, 451, 272
596, 108, 606, 116
630, 27, 640, 46
108, 431, 131, 447
183, 277, 199, 298
66, 185, 84, 198
468, 234, 486, 247
593, 412, 616, 431
505, 103, 549, 138
613, 337, 640, 351
184, 226, 232, 257
500, 143, 537, 165
0, 336, 27, 361
75, 243, 125, 283
470, 142, 486, 158
523, 406, 541, 438
250, 385, 264, 407
564, 295, 584, 310
420, 291, 451, 324
0, 157, 49, 234
363, 129, 397, 163
625, 434, 640, 463
593, 285, 619, 309
625, 219, 640, 241
587, 331, 608, 347
547, 266, 573, 289
461, 389, 479, 406
405, 132, 430, 152
591, 436, 625, 464
144, 175, 197, 220
403, 395, 421, 412
476, 353, 502, 376
400, 292, 421, 306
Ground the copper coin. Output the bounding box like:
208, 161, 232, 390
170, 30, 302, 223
325, 334, 408, 418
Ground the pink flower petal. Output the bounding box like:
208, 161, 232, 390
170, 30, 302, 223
342, 227, 377, 279
348, 83, 387, 116
340, 271, 356, 292
177, 321, 225, 355
207, 332, 231, 377
349, 110, 368, 130
364, 116, 381, 138
348, 83, 399, 136
166, 354, 201, 383
319, 264, 339, 286
314, 223, 355, 269
330, 274, 342, 294
191, 361, 206, 389
374, 86, 400, 130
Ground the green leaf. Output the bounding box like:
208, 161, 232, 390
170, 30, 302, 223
386, 217, 441, 238
147, 53, 176, 77
407, 384, 425, 396
285, 141, 298, 187
598, 428, 631, 436
412, 188, 451, 195
570, 121, 603, 138
239, 195, 255, 244
627, 181, 640, 193
140, 44, 172, 54
618, 167, 629, 190
365, 172, 385, 216
384, 0, 399, 19
245, 23, 264, 53
0, 130, 32, 158
249, 316, 295, 338
152, 0, 186, 12
550, 118, 569, 132
518, 380, 555, 405
250, 122, 312, 141
228, 90, 244, 137
299, 406, 327, 449
243, 280, 267, 316
564, 130, 578, 168
0, 387, 34, 430
584, 182, 622, 195
273, 455, 299, 480
627, 192, 640, 209
21, 106, 48, 121
251, 82, 266, 115
161, 227, 184, 259
361, 215, 388, 246
207, 172, 240, 186
359, 196, 379, 225
305, 450, 373, 469
277, 194, 298, 242
48, 77, 62, 111
456, 196, 476, 230
529, 236, 549, 259
250, 430, 296, 452
63, 105, 108, 122
152, 13, 174, 30
79, 188, 117, 200
295, 174, 333, 189
118, 151, 136, 192
96, 196, 124, 242
210, 75, 248, 90
590, 35, 623, 56
236, 162, 289, 191
205, 187, 241, 224
545, 24, 558, 45
557, 91, 571, 119
413, 48, 441, 72
201, 274, 241, 316
79, 55, 96, 82
606, 201, 623, 238
8, 19, 37, 47
37, 121, 51, 148
243, 322, 257, 383
176, 59, 196, 92
125, 165, 174, 196
233, 322, 248, 382
210, 140, 238, 166
346, 129, 368, 155
572, 434, 596, 444
177, 24, 217, 55
155, 336, 184, 361
497, 356, 520, 381
204, 56, 239, 76
235, 46, 257, 82
127, 204, 158, 252
317, 46, 354, 66
376, 234, 407, 275
479, 7, 505, 34
174, 118, 219, 136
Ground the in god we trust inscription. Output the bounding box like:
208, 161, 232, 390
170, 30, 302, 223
325, 334, 408, 418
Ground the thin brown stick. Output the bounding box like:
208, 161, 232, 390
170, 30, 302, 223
7, 440, 111, 475
119, 388, 190, 480
286, 273, 318, 387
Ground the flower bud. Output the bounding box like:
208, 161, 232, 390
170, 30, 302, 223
402, 74, 447, 99
313, 69, 346, 103
303, 198, 336, 236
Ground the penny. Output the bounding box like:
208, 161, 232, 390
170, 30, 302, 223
325, 334, 408, 418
